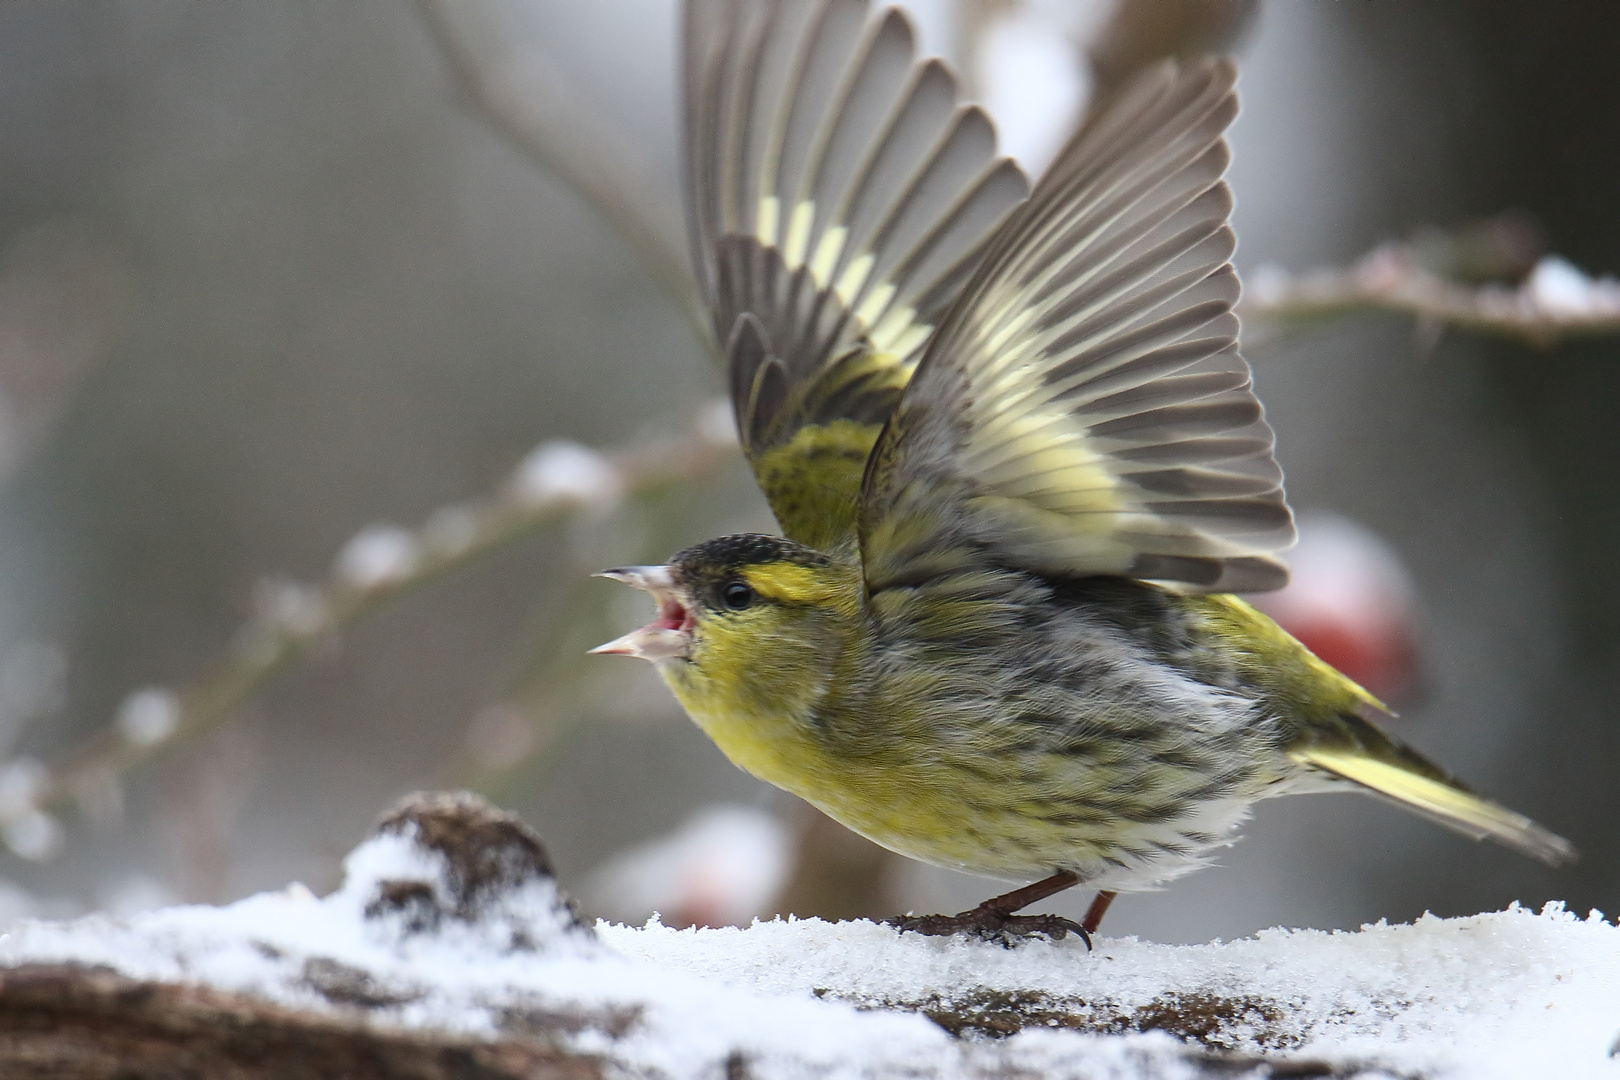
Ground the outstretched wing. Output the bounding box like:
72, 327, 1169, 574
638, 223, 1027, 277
859, 58, 1295, 594
684, 0, 1028, 551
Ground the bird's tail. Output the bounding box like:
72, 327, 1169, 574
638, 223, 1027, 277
1289, 707, 1577, 867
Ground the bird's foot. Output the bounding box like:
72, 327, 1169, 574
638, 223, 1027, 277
888, 906, 1090, 948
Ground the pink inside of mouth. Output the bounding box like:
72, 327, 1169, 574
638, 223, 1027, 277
651, 597, 693, 634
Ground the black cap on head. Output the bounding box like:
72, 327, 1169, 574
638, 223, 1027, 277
669, 534, 830, 613
670, 534, 829, 580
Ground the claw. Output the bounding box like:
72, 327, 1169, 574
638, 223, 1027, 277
887, 906, 1091, 949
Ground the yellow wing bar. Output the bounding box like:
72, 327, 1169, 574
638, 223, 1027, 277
1290, 744, 1576, 867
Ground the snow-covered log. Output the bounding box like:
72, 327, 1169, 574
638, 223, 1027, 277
0, 792, 1613, 1079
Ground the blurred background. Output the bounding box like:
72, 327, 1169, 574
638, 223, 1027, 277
0, 0, 1614, 943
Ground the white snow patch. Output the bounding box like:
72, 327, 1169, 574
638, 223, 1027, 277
334, 523, 420, 589
1526, 256, 1620, 318
605, 905, 1620, 1077
116, 686, 181, 747
0, 814, 1616, 1078
508, 439, 622, 509
1, 809, 60, 861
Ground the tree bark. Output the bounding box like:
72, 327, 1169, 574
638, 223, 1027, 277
0, 962, 600, 1080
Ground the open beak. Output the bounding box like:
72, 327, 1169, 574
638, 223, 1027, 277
589, 565, 694, 662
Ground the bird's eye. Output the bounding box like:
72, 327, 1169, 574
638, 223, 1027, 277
722, 581, 754, 611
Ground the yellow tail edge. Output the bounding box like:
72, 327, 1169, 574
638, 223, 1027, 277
1289, 746, 1578, 868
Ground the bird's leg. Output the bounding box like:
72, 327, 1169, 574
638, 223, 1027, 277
888, 870, 1090, 946
1081, 890, 1117, 936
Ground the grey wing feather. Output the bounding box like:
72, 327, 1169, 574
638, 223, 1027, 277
860, 58, 1295, 594
683, 0, 1028, 459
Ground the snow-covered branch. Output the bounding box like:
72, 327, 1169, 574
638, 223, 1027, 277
1242, 244, 1620, 347
0, 790, 1614, 1079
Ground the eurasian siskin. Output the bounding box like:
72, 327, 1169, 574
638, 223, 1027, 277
593, 0, 1575, 943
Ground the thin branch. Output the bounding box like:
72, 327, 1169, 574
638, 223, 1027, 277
439, 545, 663, 800
414, 0, 713, 352
1241, 244, 1620, 348
0, 404, 740, 856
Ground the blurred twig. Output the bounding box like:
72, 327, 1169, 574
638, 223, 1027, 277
415, 0, 712, 353
0, 1, 751, 864
443, 477, 713, 801
0, 404, 739, 858
1241, 233, 1620, 348
418, 2, 1620, 356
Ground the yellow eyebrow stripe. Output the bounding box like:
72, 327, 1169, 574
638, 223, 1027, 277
742, 562, 840, 605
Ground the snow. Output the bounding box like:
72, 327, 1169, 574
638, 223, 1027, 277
0, 758, 59, 860
1, 809, 60, 862
1526, 256, 1620, 318
607, 907, 1620, 1076
115, 686, 181, 746
334, 523, 421, 589
1, 794, 1616, 1079
508, 438, 622, 508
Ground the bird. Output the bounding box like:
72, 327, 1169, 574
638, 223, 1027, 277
591, 0, 1576, 945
